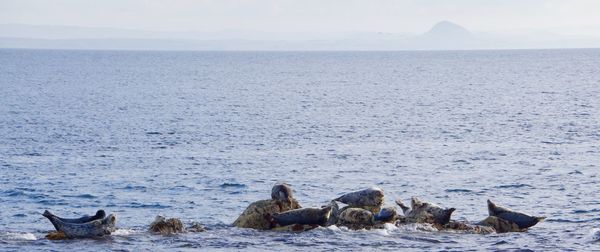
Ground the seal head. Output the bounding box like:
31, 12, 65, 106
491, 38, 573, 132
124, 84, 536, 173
271, 183, 294, 203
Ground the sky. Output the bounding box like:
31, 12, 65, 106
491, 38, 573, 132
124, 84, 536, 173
2, 0, 600, 35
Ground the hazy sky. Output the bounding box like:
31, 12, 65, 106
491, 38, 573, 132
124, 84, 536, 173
2, 0, 600, 34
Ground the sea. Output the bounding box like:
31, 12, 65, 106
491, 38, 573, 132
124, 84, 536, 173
1, 49, 599, 251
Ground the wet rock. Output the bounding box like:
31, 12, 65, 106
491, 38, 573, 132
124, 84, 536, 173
233, 199, 301, 230
149, 216, 185, 235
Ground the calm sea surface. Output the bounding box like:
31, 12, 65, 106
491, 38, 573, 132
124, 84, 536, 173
1, 49, 599, 251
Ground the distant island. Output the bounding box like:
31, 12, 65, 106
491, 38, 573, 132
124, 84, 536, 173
1, 21, 600, 50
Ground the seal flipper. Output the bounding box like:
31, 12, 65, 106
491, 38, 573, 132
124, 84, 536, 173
436, 208, 455, 225
42, 210, 60, 231
394, 199, 410, 215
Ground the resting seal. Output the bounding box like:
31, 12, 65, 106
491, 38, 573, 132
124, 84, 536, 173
395, 197, 455, 225
42, 210, 116, 239
271, 206, 332, 227
478, 216, 523, 233
374, 207, 399, 223
487, 199, 545, 229
334, 187, 384, 208
336, 207, 375, 229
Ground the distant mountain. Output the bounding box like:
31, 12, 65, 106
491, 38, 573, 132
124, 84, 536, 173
421, 21, 471, 39
1, 22, 600, 50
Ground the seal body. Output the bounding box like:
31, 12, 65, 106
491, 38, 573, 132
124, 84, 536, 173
324, 201, 340, 226
271, 183, 294, 203
478, 216, 523, 233
395, 197, 455, 225
374, 207, 398, 223
335, 187, 384, 207
233, 199, 301, 230
42, 210, 116, 239
337, 208, 375, 229
487, 199, 545, 229
272, 206, 332, 226
440, 221, 496, 234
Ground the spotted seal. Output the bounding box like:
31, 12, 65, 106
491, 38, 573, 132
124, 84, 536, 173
336, 207, 375, 229
271, 206, 332, 227
395, 197, 455, 225
334, 187, 384, 208
478, 216, 523, 233
271, 183, 294, 203
487, 199, 545, 229
42, 210, 116, 239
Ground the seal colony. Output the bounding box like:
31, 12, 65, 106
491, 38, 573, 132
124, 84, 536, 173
40, 182, 546, 239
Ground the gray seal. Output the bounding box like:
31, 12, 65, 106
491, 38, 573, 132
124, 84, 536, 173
334, 187, 384, 207
374, 207, 398, 223
487, 199, 545, 229
337, 207, 375, 227
271, 206, 332, 226
395, 197, 455, 225
42, 210, 116, 238
271, 183, 294, 203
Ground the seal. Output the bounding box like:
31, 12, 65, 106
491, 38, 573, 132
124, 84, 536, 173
374, 207, 399, 223
42, 210, 116, 239
395, 197, 455, 225
233, 199, 301, 230
337, 207, 374, 229
334, 187, 384, 208
487, 199, 545, 229
46, 210, 106, 231
271, 183, 294, 203
324, 200, 340, 226
478, 216, 523, 233
271, 206, 332, 226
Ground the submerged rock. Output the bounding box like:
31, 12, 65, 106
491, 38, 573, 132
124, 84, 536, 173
149, 216, 185, 235
45, 231, 68, 240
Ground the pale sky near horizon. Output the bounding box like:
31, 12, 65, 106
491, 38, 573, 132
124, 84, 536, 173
2, 0, 600, 34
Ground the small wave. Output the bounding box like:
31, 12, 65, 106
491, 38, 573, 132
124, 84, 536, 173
494, 184, 532, 189
128, 202, 171, 209
572, 209, 600, 214
0, 232, 36, 241
395, 223, 438, 232
445, 189, 473, 193
219, 183, 246, 188
63, 194, 97, 199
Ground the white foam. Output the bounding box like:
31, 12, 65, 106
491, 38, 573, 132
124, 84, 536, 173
112, 228, 139, 236
588, 228, 600, 243
1, 232, 37, 241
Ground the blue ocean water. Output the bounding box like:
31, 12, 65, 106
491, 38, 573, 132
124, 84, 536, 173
1, 49, 599, 251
